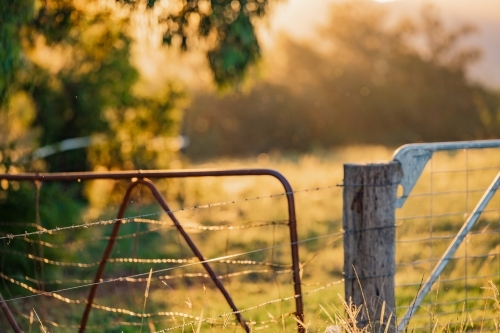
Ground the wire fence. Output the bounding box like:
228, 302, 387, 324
394, 145, 500, 331
3, 141, 500, 332
0, 170, 345, 332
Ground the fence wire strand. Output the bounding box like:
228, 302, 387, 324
2, 230, 344, 304
5, 219, 291, 250
0, 184, 339, 242
152, 279, 344, 333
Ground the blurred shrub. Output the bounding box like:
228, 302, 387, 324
0, 181, 84, 295
0, 0, 184, 296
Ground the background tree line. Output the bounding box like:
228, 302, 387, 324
183, 1, 500, 161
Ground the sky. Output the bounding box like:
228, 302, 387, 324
265, 0, 500, 87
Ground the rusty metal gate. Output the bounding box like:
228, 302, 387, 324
0, 169, 305, 333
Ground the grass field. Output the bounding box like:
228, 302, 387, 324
2, 145, 500, 332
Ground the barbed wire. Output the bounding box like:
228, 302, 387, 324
0, 182, 343, 331
16, 311, 177, 330
11, 219, 290, 250
2, 230, 344, 303
133, 218, 290, 231
2, 150, 499, 332
16, 208, 495, 258
16, 308, 293, 330
0, 222, 47, 230
1, 243, 344, 331
152, 279, 344, 333
0, 184, 340, 242
21, 268, 294, 286
1, 249, 291, 268
1, 271, 217, 320
0, 272, 80, 304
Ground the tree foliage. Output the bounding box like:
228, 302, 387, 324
0, 0, 275, 290
184, 1, 500, 160
0, 0, 34, 106
148, 0, 272, 87
1, 0, 275, 171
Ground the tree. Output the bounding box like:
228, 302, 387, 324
183, 0, 499, 160
1, 0, 277, 170
0, 0, 279, 298
312, 0, 485, 143
1, 0, 275, 105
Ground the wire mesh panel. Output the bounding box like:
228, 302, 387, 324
394, 141, 500, 331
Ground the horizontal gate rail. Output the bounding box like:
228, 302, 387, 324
393, 139, 500, 208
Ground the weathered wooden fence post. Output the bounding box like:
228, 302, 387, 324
343, 162, 402, 332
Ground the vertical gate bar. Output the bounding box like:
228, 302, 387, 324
397, 171, 500, 332
79, 179, 138, 333
0, 290, 22, 333
276, 174, 305, 333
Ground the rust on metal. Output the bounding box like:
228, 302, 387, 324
1, 169, 304, 333
0, 290, 22, 333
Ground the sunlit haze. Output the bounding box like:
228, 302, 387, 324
266, 0, 500, 87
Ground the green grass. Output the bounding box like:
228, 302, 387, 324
3, 146, 500, 332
